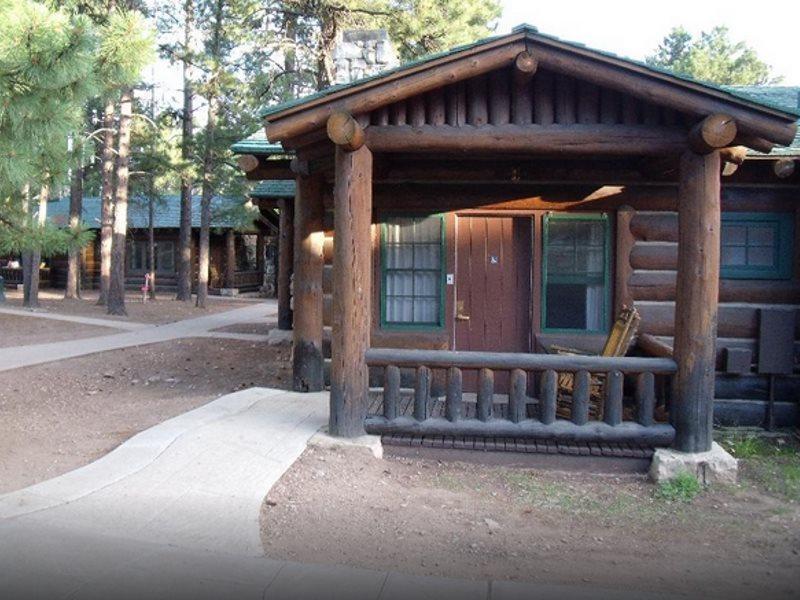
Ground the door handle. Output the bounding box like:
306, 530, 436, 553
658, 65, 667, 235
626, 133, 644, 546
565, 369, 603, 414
456, 300, 470, 321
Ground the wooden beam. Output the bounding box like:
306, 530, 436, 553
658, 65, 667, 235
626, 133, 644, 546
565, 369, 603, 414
277, 197, 294, 330
237, 154, 260, 173
326, 112, 365, 151
533, 44, 797, 146
673, 149, 721, 453
224, 229, 236, 289
242, 159, 294, 181
329, 145, 373, 437
292, 174, 325, 392
266, 42, 524, 142
365, 124, 688, 156
688, 114, 737, 154
513, 50, 538, 83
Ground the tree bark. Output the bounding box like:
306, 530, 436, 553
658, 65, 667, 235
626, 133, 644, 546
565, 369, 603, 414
277, 197, 294, 329
148, 196, 156, 299
108, 88, 133, 316
97, 99, 116, 305
65, 163, 83, 299
24, 182, 49, 308
176, 0, 194, 302
224, 228, 236, 289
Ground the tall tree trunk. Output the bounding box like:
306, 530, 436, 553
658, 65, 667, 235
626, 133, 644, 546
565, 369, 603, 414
108, 88, 132, 316
20, 184, 32, 307
196, 92, 217, 308
97, 99, 116, 305
284, 14, 297, 97
65, 163, 84, 299
176, 0, 194, 301
148, 196, 156, 299
196, 0, 223, 309
24, 181, 49, 308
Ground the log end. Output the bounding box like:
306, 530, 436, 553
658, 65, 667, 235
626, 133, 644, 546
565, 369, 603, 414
327, 111, 365, 152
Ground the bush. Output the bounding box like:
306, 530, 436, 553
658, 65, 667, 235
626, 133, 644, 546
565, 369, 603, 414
655, 471, 702, 503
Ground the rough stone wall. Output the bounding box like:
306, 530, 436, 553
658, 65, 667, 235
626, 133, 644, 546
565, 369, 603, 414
333, 30, 399, 85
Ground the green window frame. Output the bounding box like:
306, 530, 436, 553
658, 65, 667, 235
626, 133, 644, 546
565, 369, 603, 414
380, 214, 446, 330
720, 212, 794, 280
541, 212, 611, 334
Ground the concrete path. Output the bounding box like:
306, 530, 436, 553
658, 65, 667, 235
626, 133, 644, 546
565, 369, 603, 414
0, 386, 683, 600
0, 301, 277, 372
0, 306, 149, 331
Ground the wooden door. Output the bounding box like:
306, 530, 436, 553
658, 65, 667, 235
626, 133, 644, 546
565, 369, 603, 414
455, 216, 532, 390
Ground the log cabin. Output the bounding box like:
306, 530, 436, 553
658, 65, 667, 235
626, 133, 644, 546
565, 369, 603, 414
238, 25, 800, 451
46, 194, 271, 294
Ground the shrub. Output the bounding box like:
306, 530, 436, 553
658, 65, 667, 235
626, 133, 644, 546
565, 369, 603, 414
655, 471, 702, 503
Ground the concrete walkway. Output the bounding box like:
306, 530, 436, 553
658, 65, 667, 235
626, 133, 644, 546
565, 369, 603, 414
0, 387, 681, 600
0, 301, 277, 372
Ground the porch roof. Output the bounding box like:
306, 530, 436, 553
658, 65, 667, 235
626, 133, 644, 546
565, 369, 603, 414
47, 195, 257, 230
260, 24, 799, 151
250, 180, 295, 199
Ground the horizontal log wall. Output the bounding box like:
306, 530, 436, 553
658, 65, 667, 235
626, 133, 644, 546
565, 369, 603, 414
371, 68, 691, 131
622, 208, 800, 368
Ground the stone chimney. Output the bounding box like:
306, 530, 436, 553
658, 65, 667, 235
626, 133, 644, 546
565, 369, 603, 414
333, 30, 399, 85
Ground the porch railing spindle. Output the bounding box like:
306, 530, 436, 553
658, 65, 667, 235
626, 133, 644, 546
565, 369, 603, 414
384, 365, 400, 420
446, 367, 463, 422
413, 366, 431, 421
572, 370, 591, 425
604, 370, 624, 426
540, 369, 557, 424
477, 368, 494, 422
509, 368, 527, 423
636, 371, 656, 426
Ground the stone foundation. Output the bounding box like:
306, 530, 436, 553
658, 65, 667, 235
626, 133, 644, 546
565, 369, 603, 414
649, 442, 738, 485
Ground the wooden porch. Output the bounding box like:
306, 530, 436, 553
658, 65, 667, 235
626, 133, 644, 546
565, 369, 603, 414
255, 26, 798, 452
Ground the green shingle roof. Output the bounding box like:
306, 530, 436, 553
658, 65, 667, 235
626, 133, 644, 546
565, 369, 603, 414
724, 86, 800, 156
47, 195, 254, 230
259, 24, 800, 122
230, 129, 289, 156
250, 180, 295, 199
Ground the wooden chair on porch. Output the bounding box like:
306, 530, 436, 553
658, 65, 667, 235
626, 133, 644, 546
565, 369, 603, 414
549, 306, 641, 421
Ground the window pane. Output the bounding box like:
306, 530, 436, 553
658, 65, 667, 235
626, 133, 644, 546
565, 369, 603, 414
385, 244, 413, 269
547, 221, 575, 245
721, 246, 747, 266
547, 246, 574, 272
576, 246, 604, 275
748, 225, 774, 247
545, 283, 588, 330
158, 242, 174, 272
414, 271, 439, 296
747, 246, 774, 267
722, 224, 747, 245
414, 243, 440, 269
386, 271, 413, 296
413, 298, 439, 323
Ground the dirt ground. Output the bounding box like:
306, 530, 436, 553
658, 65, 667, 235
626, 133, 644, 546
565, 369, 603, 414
3, 289, 249, 325
0, 336, 291, 493
210, 322, 275, 335
0, 313, 122, 347
261, 443, 800, 599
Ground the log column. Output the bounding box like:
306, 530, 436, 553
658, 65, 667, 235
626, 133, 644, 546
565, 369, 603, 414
277, 197, 294, 330
328, 112, 372, 437
224, 229, 236, 289
673, 149, 722, 453
292, 173, 325, 392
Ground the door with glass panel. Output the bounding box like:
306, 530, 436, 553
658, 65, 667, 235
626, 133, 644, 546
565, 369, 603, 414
454, 215, 532, 392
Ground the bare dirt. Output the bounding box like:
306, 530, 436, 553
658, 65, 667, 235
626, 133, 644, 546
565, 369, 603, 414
0, 337, 291, 493
261, 446, 800, 599
3, 289, 249, 325
210, 322, 275, 336
0, 313, 122, 347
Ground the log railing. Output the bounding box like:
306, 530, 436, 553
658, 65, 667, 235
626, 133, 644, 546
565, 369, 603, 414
0, 267, 50, 286
232, 269, 263, 289
364, 348, 677, 446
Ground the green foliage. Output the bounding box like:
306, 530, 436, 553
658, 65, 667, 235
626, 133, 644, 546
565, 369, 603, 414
654, 471, 702, 503
0, 196, 94, 256
646, 26, 779, 86
96, 9, 155, 94
719, 433, 800, 502
385, 0, 502, 60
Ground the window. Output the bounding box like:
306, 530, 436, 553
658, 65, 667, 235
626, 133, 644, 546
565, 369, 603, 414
721, 213, 793, 280
127, 240, 175, 274
542, 213, 610, 333
381, 215, 444, 328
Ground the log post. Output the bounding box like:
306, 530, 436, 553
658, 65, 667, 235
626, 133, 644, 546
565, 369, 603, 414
277, 197, 294, 330
329, 141, 373, 437
256, 231, 265, 274
292, 173, 325, 392
673, 149, 721, 453
224, 229, 236, 289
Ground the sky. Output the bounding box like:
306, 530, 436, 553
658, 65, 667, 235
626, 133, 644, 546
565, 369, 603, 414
497, 0, 800, 85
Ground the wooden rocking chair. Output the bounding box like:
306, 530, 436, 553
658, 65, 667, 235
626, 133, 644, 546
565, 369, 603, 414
549, 306, 641, 421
